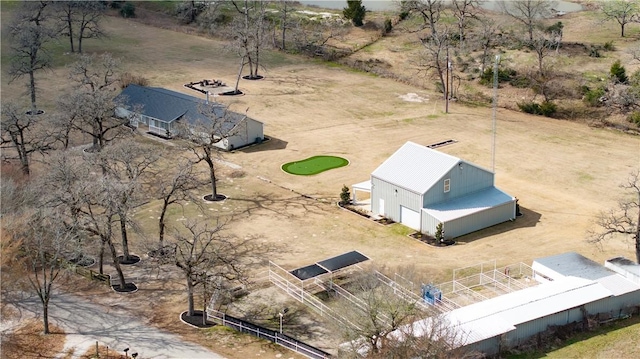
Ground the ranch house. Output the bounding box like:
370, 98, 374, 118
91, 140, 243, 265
116, 84, 264, 151
357, 141, 516, 239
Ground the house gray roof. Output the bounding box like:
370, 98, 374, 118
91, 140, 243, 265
117, 84, 259, 131
371, 141, 464, 194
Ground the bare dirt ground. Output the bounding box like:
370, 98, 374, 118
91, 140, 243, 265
2, 9, 640, 358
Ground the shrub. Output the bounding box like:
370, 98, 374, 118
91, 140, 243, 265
479, 67, 516, 86
583, 87, 606, 107
343, 0, 366, 27
517, 101, 557, 117
610, 60, 628, 84
120, 2, 136, 18
603, 41, 615, 51
399, 11, 409, 20
628, 112, 640, 127
435, 223, 444, 242
589, 46, 601, 58
340, 185, 351, 205
384, 18, 393, 34
120, 72, 149, 89
509, 75, 531, 88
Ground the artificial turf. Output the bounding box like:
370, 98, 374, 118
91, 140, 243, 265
282, 156, 349, 175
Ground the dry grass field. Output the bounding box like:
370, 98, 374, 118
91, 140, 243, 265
2, 3, 640, 358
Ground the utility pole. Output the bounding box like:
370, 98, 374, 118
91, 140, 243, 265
445, 46, 450, 113
492, 54, 500, 174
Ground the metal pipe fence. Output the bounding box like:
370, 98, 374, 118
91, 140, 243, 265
207, 309, 332, 359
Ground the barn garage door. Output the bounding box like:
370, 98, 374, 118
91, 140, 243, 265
400, 206, 421, 230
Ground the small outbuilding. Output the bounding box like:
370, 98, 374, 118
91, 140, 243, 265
363, 141, 516, 238
116, 84, 264, 150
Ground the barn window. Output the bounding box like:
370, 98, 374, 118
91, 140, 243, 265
444, 178, 450, 193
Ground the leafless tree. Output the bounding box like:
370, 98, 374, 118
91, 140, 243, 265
62, 53, 130, 152
155, 159, 203, 249
474, 18, 500, 74
602, 0, 639, 38
288, 16, 348, 58
527, 30, 559, 102
169, 219, 259, 316
417, 25, 451, 96
275, 0, 297, 51
9, 209, 79, 334
39, 151, 129, 288
175, 104, 249, 201
8, 1, 56, 113
98, 141, 159, 263
589, 170, 640, 263
1, 102, 56, 176
498, 0, 555, 43
450, 0, 482, 47
175, 0, 207, 25
54, 1, 106, 53
334, 270, 425, 356
403, 0, 443, 38
230, 0, 269, 87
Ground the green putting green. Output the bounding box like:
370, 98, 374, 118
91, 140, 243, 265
282, 156, 349, 175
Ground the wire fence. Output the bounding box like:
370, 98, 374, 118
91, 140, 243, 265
207, 310, 332, 359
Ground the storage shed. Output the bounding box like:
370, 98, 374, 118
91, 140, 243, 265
368, 141, 516, 238
116, 84, 264, 150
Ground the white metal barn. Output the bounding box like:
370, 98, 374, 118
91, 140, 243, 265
116, 84, 264, 151
366, 141, 516, 238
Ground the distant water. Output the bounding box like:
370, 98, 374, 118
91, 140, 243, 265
297, 0, 583, 13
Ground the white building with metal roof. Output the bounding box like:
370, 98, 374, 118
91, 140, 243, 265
405, 253, 640, 356
366, 141, 516, 238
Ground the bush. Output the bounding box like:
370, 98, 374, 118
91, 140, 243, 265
120, 2, 135, 18
384, 18, 393, 34
628, 112, 640, 127
120, 72, 150, 89
340, 185, 351, 205
343, 0, 366, 27
610, 60, 628, 84
517, 101, 557, 117
583, 87, 606, 107
603, 41, 615, 51
509, 75, 531, 88
479, 67, 516, 86
589, 46, 601, 58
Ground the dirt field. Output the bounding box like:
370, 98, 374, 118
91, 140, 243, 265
2, 8, 640, 358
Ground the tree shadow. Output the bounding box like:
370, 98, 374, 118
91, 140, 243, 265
238, 136, 288, 153
453, 205, 542, 244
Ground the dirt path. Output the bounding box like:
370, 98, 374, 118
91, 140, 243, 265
14, 292, 224, 359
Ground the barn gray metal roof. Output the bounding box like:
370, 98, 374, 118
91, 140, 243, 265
371, 141, 464, 194
422, 187, 515, 222
117, 84, 260, 131
533, 252, 640, 295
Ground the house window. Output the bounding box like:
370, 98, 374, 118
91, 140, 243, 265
444, 178, 450, 193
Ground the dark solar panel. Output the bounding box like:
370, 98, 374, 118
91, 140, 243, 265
318, 251, 369, 272
290, 264, 328, 280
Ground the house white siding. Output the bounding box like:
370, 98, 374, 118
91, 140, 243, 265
370, 176, 422, 225
423, 164, 494, 206
400, 206, 421, 231
223, 118, 264, 150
